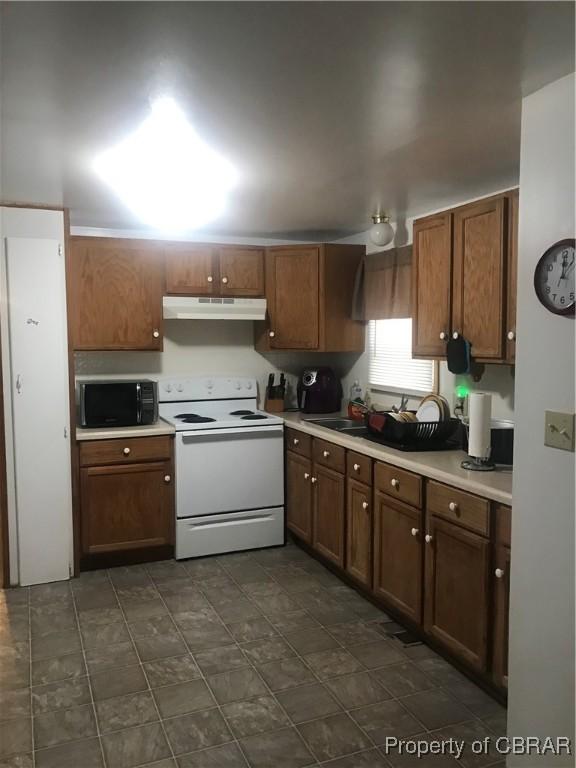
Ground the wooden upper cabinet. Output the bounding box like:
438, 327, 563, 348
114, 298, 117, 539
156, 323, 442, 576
424, 515, 490, 672
70, 237, 164, 351
505, 189, 519, 363
165, 244, 218, 295
286, 451, 313, 543
452, 197, 507, 359
312, 463, 345, 567
268, 247, 320, 349
218, 247, 264, 297
373, 494, 423, 624
412, 213, 453, 357
256, 244, 365, 353
345, 479, 373, 588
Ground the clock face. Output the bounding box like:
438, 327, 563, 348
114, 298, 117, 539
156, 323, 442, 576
534, 239, 575, 316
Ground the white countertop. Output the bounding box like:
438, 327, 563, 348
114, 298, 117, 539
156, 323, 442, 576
76, 419, 176, 441
282, 412, 513, 505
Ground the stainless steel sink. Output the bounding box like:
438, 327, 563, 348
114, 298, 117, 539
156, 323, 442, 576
306, 418, 368, 435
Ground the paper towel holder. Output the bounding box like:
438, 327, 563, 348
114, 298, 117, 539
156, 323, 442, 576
461, 393, 495, 472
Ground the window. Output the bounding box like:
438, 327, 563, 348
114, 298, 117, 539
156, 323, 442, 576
368, 318, 435, 396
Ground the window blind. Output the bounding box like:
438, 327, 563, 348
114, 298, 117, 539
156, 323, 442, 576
368, 318, 435, 395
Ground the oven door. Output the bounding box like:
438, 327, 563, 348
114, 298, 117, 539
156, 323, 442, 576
175, 425, 284, 518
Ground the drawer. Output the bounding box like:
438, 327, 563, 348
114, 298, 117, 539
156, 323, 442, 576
80, 436, 172, 467
427, 480, 490, 536
375, 462, 422, 508
313, 437, 345, 473
286, 428, 312, 458
495, 504, 512, 547
347, 451, 373, 485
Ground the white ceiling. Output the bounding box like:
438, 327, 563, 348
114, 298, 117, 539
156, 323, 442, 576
1, 2, 574, 238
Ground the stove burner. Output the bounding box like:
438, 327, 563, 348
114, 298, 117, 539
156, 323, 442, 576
241, 414, 268, 420
176, 413, 216, 424
230, 410, 255, 416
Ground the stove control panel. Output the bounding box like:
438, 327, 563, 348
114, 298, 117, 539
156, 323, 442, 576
157, 376, 258, 402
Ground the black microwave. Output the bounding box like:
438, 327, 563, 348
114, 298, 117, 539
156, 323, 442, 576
78, 380, 158, 428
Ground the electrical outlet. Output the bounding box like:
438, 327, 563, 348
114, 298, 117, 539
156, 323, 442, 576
544, 411, 575, 451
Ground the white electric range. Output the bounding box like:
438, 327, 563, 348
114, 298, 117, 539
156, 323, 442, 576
158, 376, 285, 559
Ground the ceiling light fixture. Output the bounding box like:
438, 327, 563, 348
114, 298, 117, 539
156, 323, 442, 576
94, 97, 238, 233
369, 213, 394, 247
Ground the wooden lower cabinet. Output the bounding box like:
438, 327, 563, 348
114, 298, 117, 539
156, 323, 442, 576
312, 464, 345, 567
345, 479, 372, 588
373, 493, 423, 624
286, 451, 313, 543
424, 515, 491, 672
492, 543, 511, 689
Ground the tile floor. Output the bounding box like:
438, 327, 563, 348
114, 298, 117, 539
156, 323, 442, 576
0, 542, 507, 768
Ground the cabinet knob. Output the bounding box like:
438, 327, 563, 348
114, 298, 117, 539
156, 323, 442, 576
323, 450, 330, 458
452, 331, 459, 340
311, 477, 317, 484
448, 501, 459, 513
439, 331, 447, 341
269, 331, 275, 338
293, 438, 299, 446
391, 478, 399, 489
207, 276, 213, 283
495, 568, 505, 579
304, 472, 310, 480
507, 331, 515, 341
362, 501, 369, 510
353, 463, 360, 472
221, 276, 229, 284
164, 475, 171, 483
411, 527, 419, 537
152, 329, 160, 338
425, 534, 433, 543
123, 447, 131, 455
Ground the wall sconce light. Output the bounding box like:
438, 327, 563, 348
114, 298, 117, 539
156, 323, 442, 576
370, 213, 394, 247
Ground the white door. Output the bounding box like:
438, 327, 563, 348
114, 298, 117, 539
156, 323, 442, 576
6, 237, 72, 585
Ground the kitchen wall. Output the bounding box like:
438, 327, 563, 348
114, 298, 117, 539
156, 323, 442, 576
336, 194, 517, 420
507, 72, 575, 765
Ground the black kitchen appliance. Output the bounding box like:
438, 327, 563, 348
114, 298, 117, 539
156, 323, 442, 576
78, 380, 158, 428
297, 367, 342, 414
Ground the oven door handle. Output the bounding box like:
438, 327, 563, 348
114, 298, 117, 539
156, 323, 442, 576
180, 425, 284, 441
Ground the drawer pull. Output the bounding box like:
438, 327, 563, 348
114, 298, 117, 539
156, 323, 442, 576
207, 276, 213, 283
269, 331, 275, 338
323, 450, 330, 458
304, 472, 310, 480
293, 438, 300, 446
311, 477, 317, 484
222, 276, 229, 284
353, 463, 360, 472
425, 534, 433, 543
439, 331, 447, 340
495, 568, 505, 579
448, 501, 459, 512
362, 501, 369, 510
123, 447, 131, 455
164, 475, 171, 483
411, 527, 419, 537
152, 329, 160, 339
507, 330, 515, 341
391, 478, 399, 489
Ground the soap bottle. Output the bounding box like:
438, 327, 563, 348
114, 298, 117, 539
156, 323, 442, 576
348, 380, 364, 420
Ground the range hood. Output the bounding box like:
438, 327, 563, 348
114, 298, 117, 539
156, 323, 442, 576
163, 296, 267, 321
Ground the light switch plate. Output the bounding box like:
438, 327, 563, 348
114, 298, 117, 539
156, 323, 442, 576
544, 411, 575, 451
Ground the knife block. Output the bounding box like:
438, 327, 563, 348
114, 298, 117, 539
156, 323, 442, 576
264, 397, 285, 413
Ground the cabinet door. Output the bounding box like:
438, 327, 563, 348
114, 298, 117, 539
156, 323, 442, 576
70, 238, 163, 350
312, 464, 345, 567
345, 479, 372, 588
424, 515, 490, 671
81, 461, 173, 555
373, 494, 423, 624
165, 244, 218, 295
412, 213, 453, 357
452, 197, 506, 359
286, 451, 313, 543
268, 248, 320, 349
492, 544, 511, 689
219, 247, 264, 297
505, 190, 519, 363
